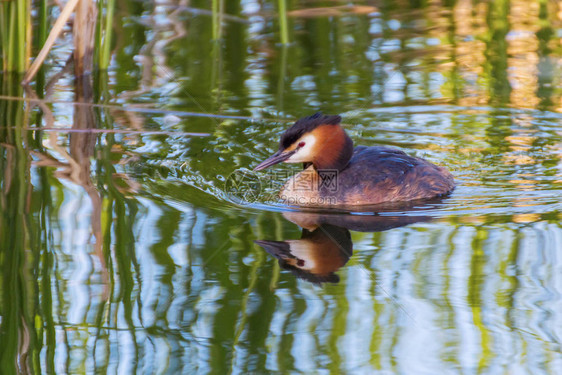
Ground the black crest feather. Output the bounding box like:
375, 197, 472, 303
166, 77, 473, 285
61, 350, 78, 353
279, 113, 342, 150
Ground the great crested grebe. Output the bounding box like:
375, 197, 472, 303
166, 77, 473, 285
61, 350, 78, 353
254, 113, 454, 206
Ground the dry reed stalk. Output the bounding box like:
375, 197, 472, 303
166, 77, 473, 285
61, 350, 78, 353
21, 0, 80, 84
73, 0, 97, 77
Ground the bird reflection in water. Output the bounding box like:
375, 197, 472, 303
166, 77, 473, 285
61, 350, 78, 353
255, 204, 438, 284
256, 223, 352, 284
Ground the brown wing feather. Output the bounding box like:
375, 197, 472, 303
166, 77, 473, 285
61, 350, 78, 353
321, 146, 454, 205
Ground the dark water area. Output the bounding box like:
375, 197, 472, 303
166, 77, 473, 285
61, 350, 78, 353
2, 0, 562, 373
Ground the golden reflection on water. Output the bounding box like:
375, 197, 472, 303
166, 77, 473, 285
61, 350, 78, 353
385, 0, 562, 111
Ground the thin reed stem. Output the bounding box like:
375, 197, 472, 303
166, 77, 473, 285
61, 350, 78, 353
278, 0, 289, 44
212, 0, 223, 40
97, 0, 115, 69
0, 0, 31, 73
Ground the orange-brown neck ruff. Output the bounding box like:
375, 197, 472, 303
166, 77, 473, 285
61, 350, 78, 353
310, 125, 354, 171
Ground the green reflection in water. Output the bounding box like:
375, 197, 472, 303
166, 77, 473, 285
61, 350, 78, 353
2, 0, 562, 373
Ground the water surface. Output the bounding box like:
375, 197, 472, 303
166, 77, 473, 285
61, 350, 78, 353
2, 0, 562, 373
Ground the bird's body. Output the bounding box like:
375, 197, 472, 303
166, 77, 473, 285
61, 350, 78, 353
254, 113, 454, 207
280, 145, 454, 206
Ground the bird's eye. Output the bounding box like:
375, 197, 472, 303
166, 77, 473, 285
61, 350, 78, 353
298, 142, 306, 148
